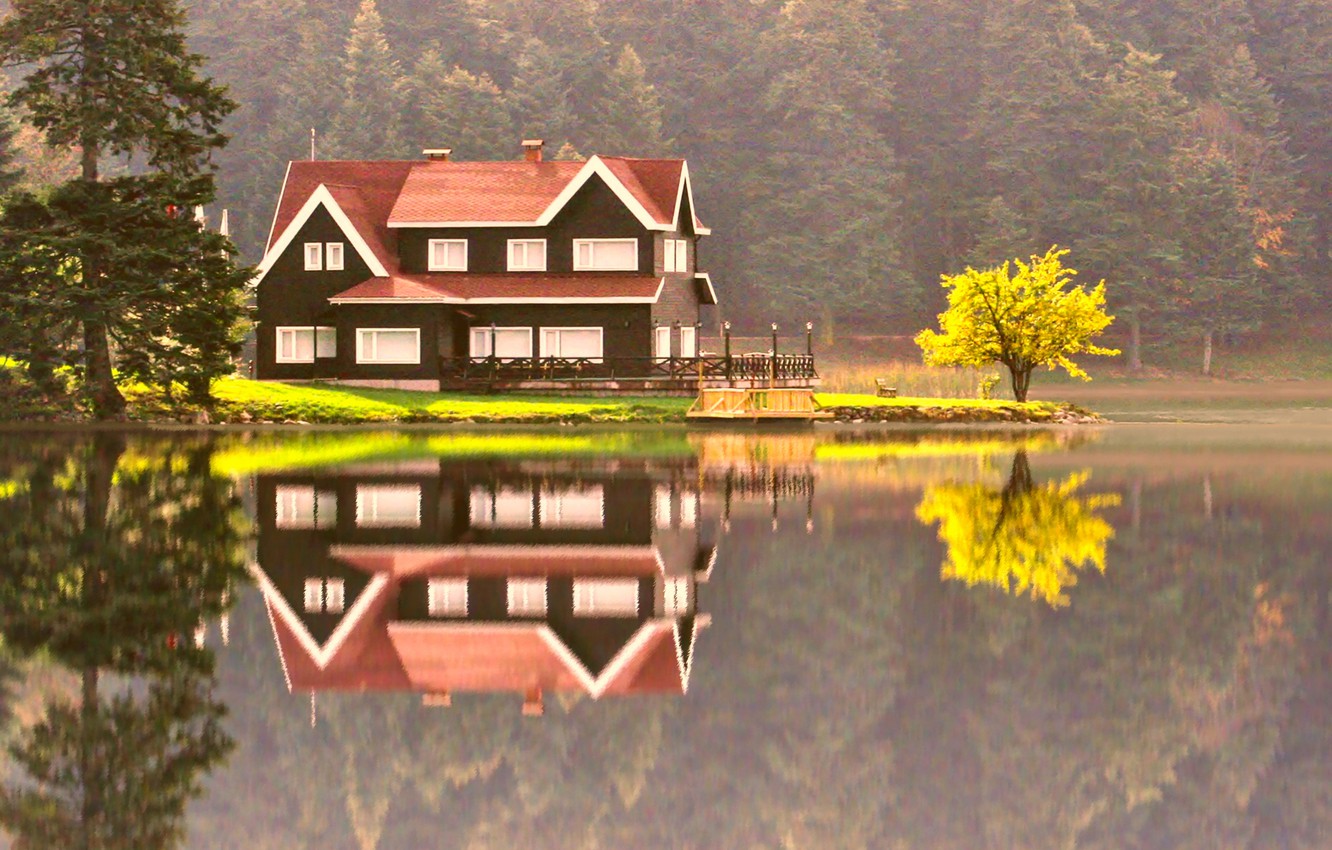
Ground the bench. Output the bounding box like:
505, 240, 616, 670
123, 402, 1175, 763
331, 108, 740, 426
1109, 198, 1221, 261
875, 379, 897, 398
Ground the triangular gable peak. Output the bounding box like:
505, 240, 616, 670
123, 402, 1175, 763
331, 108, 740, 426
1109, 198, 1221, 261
253, 183, 391, 288
249, 562, 391, 680
667, 160, 710, 236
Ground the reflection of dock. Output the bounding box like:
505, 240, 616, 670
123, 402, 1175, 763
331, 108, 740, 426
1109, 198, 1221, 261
687, 387, 832, 422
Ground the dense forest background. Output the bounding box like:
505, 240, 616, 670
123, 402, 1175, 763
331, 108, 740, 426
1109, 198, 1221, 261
7, 0, 1329, 344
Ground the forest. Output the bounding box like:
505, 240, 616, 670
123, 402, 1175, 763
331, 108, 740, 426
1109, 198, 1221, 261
158, 0, 1329, 355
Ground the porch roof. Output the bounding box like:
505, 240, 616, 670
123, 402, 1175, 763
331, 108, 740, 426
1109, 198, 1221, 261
328, 273, 665, 304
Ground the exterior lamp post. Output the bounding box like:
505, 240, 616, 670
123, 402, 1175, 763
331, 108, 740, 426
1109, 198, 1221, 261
489, 322, 497, 382
805, 321, 813, 357
723, 320, 733, 381
770, 322, 778, 387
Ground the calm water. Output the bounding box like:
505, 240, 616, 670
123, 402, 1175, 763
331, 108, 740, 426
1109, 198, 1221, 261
2, 422, 1331, 848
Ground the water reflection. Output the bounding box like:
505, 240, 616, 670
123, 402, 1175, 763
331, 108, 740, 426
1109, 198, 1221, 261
0, 434, 243, 846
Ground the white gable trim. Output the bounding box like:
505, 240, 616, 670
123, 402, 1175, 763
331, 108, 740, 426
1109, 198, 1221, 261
694, 272, 718, 305
671, 162, 712, 235
535, 620, 675, 700
673, 615, 711, 694
264, 161, 293, 252
254, 184, 389, 288
248, 562, 390, 674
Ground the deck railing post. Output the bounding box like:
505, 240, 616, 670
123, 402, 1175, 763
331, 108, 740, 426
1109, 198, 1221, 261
770, 323, 778, 388
806, 321, 813, 357
723, 321, 733, 382
488, 322, 497, 382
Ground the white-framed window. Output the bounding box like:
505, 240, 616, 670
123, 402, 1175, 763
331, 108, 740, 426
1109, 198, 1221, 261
356, 328, 420, 364
275, 485, 337, 529
573, 578, 639, 617
680, 325, 697, 358
325, 242, 344, 271
428, 578, 468, 617
681, 491, 698, 528
654, 326, 671, 361
654, 485, 673, 529
427, 239, 467, 271
507, 239, 547, 271
470, 487, 534, 528
304, 242, 322, 271
664, 576, 690, 617
315, 326, 337, 359
276, 327, 315, 363
663, 238, 678, 273
507, 578, 548, 617
539, 485, 605, 528
539, 327, 603, 362
674, 238, 688, 273
469, 327, 533, 359
303, 577, 346, 614
355, 484, 421, 528
573, 238, 637, 271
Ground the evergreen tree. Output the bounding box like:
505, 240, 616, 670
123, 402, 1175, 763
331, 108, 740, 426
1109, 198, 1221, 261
327, 0, 405, 159
590, 45, 670, 155
0, 101, 25, 198
506, 38, 578, 155
407, 57, 512, 160
0, 0, 239, 416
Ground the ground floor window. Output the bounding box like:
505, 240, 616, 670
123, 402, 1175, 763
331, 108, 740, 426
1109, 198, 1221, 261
540, 327, 603, 362
469, 327, 533, 359
654, 326, 671, 360
356, 328, 420, 364
680, 325, 697, 358
315, 326, 337, 358
276, 327, 315, 363
539, 485, 605, 528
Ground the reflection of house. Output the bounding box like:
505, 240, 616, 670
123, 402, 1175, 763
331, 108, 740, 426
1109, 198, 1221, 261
250, 463, 714, 714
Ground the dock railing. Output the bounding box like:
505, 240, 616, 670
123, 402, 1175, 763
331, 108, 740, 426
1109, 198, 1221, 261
438, 353, 817, 383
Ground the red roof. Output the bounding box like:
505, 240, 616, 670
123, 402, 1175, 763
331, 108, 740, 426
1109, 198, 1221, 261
387, 160, 584, 224
329, 273, 663, 303
266, 161, 415, 266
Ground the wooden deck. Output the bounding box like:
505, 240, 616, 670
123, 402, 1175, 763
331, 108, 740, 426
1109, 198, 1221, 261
686, 387, 833, 422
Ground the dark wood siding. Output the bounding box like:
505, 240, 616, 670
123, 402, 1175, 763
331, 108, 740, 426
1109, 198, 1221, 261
395, 174, 654, 274
455, 304, 653, 360
256, 206, 377, 380
331, 303, 448, 381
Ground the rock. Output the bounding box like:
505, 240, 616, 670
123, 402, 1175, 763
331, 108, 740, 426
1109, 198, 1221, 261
238, 410, 253, 423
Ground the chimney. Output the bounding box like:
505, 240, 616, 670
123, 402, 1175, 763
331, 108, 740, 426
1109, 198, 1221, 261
422, 691, 452, 707
423, 148, 452, 162
522, 139, 544, 163
522, 685, 545, 716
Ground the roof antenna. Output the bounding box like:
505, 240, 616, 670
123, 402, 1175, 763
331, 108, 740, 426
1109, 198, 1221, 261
310, 127, 316, 161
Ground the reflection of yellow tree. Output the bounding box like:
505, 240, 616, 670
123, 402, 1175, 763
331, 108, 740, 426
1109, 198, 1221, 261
916, 450, 1121, 607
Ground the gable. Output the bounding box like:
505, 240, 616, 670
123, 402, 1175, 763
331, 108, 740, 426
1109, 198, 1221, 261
254, 184, 391, 288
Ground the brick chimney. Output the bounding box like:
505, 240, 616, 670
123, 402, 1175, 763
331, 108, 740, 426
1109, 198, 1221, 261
522, 685, 545, 716
423, 148, 452, 162
521, 139, 544, 163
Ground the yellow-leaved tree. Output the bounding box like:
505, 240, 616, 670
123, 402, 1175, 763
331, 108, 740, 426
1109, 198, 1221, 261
916, 247, 1119, 402
915, 450, 1121, 608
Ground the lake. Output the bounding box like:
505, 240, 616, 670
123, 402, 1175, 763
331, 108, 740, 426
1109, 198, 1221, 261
2, 419, 1330, 848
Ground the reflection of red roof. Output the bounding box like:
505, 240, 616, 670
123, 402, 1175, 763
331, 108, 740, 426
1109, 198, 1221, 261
329, 274, 663, 304
331, 545, 664, 577
266, 161, 414, 261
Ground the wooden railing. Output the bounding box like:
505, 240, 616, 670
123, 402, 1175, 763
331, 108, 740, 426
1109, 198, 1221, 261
439, 354, 817, 383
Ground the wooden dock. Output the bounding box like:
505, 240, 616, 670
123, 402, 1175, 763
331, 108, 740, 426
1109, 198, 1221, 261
686, 387, 833, 422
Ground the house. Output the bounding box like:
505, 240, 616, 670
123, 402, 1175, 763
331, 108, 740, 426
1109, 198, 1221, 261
252, 140, 732, 391
248, 460, 716, 714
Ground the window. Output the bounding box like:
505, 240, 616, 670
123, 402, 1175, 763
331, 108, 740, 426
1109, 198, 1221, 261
539, 485, 604, 528
539, 327, 603, 362
507, 578, 548, 617
663, 238, 678, 273
276, 327, 315, 363
470, 487, 534, 528
680, 325, 697, 359
427, 239, 467, 271
469, 327, 533, 359
674, 239, 688, 273
304, 242, 322, 271
573, 578, 639, 617
664, 576, 690, 617
325, 242, 344, 271
316, 326, 337, 359
654, 326, 671, 361
303, 578, 346, 614
654, 485, 673, 529
573, 238, 637, 271
355, 484, 421, 527
356, 329, 420, 364
428, 578, 468, 617
275, 486, 336, 529
507, 239, 547, 271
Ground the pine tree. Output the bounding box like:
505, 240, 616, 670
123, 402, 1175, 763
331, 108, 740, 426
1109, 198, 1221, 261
408, 58, 513, 160
328, 0, 405, 159
0, 101, 25, 197
0, 0, 239, 416
506, 38, 578, 155
591, 45, 670, 155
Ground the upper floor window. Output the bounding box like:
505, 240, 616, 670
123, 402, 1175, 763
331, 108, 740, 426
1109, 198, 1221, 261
427, 578, 468, 617
355, 484, 422, 528
508, 239, 547, 271
507, 578, 548, 617
303, 577, 345, 614
573, 578, 639, 617
325, 242, 344, 271
663, 238, 689, 273
304, 242, 322, 271
574, 238, 637, 271
428, 239, 467, 271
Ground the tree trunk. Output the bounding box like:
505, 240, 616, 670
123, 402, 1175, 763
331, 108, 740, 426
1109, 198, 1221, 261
79, 134, 125, 419
1009, 366, 1032, 403
1202, 329, 1213, 377
1128, 313, 1143, 372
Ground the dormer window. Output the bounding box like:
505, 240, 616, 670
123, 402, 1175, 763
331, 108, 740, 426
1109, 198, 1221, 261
428, 239, 467, 271
325, 242, 344, 271
304, 242, 322, 271
508, 239, 547, 271
303, 578, 345, 614
574, 238, 637, 271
